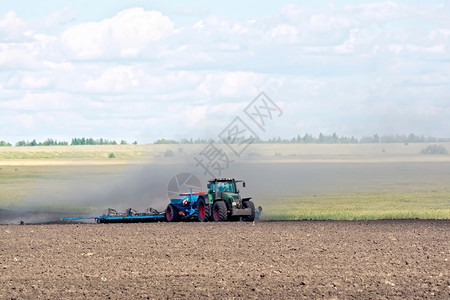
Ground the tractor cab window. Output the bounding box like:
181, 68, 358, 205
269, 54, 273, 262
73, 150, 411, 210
217, 181, 235, 193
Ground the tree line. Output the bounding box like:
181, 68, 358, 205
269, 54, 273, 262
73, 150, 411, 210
1, 133, 449, 147
70, 138, 133, 146
155, 133, 450, 144
0, 138, 137, 147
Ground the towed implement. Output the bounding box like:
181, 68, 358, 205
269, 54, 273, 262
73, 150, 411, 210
22, 208, 166, 224
95, 207, 165, 223
166, 178, 261, 222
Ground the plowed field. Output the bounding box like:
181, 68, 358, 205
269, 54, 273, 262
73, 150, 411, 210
1, 220, 449, 299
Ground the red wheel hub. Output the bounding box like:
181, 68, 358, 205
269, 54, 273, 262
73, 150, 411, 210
214, 206, 219, 220
199, 203, 205, 219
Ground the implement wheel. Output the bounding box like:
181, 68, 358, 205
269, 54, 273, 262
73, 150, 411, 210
166, 204, 180, 222
212, 201, 227, 222
242, 201, 255, 222
197, 198, 210, 222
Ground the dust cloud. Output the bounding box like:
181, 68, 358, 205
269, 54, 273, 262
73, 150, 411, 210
1, 159, 201, 224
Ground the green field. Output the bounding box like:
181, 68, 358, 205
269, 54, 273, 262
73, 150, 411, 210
1, 144, 449, 220
259, 192, 450, 220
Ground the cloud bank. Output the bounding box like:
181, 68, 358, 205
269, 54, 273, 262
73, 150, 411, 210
0, 2, 449, 143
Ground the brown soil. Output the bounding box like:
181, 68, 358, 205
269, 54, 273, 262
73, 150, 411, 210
1, 220, 449, 299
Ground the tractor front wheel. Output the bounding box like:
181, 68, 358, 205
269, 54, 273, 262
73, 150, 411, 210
213, 201, 227, 222
166, 204, 180, 222
242, 201, 255, 222
197, 198, 210, 222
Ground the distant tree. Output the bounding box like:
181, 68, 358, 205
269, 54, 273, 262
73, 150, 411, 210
120, 140, 128, 145
332, 132, 339, 143
373, 134, 380, 143
155, 139, 178, 144
420, 144, 448, 155
0, 140, 12, 146
41, 138, 58, 146
318, 133, 325, 143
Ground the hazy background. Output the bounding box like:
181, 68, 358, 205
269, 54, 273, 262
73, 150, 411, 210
1, 0, 449, 144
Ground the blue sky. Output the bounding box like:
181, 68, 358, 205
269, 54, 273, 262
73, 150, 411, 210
1, 1, 449, 143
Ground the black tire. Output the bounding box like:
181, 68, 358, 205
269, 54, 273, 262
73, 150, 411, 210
166, 204, 180, 222
242, 201, 255, 222
212, 201, 227, 222
197, 197, 210, 222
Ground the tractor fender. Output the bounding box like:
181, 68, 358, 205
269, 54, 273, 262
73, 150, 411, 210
242, 197, 252, 201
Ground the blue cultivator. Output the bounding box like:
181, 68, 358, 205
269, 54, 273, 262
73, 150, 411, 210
94, 208, 165, 223
21, 208, 165, 225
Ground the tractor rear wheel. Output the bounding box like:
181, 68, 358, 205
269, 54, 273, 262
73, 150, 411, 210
166, 204, 180, 222
242, 201, 255, 222
213, 201, 228, 222
197, 198, 210, 222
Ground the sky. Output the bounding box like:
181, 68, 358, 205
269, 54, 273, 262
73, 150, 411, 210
1, 0, 449, 144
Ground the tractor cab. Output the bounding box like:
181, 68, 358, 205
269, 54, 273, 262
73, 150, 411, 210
207, 178, 242, 201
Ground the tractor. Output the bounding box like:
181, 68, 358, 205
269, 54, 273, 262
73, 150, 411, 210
165, 178, 258, 222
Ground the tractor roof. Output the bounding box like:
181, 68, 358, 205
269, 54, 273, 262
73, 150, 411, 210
209, 178, 235, 182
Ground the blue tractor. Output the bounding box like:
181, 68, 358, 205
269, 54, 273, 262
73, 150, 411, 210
165, 178, 260, 222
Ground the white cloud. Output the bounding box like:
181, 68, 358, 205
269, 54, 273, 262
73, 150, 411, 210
0, 92, 76, 111
268, 24, 300, 44
0, 10, 31, 41
85, 66, 202, 95
428, 29, 450, 41
60, 8, 174, 59
0, 43, 41, 69
86, 66, 141, 93
21, 75, 51, 89
197, 72, 265, 98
